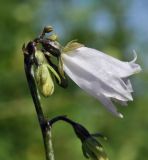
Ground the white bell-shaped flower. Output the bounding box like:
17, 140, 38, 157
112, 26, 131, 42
62, 44, 141, 118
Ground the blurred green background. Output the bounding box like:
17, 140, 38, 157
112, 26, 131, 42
0, 0, 147, 160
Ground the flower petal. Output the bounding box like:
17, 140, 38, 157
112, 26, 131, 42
63, 47, 141, 77
62, 47, 141, 117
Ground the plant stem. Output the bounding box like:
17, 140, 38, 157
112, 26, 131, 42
44, 126, 55, 160
24, 53, 55, 160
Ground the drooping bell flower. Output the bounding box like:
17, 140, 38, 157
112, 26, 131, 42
61, 42, 141, 118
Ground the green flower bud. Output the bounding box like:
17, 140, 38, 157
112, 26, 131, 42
35, 50, 46, 65
35, 64, 54, 97
42, 79, 54, 97
34, 50, 62, 97
82, 137, 109, 160
43, 26, 53, 33
48, 33, 58, 41
70, 121, 109, 160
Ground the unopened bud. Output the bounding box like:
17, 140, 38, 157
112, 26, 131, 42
48, 34, 58, 41
35, 50, 46, 65
35, 64, 54, 97
43, 26, 53, 33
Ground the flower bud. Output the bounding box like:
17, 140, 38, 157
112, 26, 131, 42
43, 26, 53, 33
35, 50, 46, 65
82, 137, 109, 160
35, 64, 54, 97
48, 33, 58, 41
70, 121, 108, 160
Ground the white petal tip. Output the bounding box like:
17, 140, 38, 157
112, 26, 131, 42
118, 113, 124, 118
132, 50, 138, 62
129, 96, 133, 101
129, 50, 142, 74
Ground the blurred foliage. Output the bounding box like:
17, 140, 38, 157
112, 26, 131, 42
0, 0, 148, 160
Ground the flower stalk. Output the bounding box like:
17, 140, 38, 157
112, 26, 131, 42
23, 42, 55, 160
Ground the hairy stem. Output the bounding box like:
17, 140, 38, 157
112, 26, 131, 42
24, 53, 55, 160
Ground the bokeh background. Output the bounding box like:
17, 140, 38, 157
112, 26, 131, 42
0, 0, 148, 160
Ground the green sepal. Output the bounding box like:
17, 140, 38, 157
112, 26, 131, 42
47, 64, 61, 84
62, 40, 84, 53
58, 56, 65, 78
